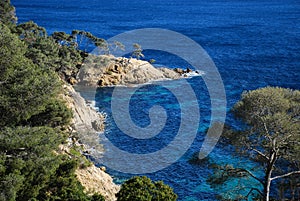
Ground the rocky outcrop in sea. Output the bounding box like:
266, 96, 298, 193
76, 55, 182, 86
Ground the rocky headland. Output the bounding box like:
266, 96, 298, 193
76, 55, 198, 87
61, 55, 202, 200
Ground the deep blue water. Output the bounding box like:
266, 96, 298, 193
12, 0, 300, 200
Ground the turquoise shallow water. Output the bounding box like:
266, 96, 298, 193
13, 0, 300, 200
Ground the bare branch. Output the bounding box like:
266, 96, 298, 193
271, 170, 300, 181
263, 122, 269, 134
218, 166, 264, 185
236, 168, 264, 185
250, 147, 269, 160
263, 121, 272, 141
246, 187, 263, 198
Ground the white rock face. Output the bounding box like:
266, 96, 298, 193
76, 165, 120, 201
62, 84, 119, 201
77, 55, 181, 86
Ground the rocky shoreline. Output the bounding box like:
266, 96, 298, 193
75, 55, 202, 87
63, 56, 203, 200
62, 84, 120, 201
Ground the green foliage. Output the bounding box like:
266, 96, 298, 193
35, 155, 104, 201
14, 21, 84, 82
132, 43, 144, 60
69, 147, 92, 169
0, 21, 105, 200
15, 20, 46, 40
51, 31, 86, 76
209, 87, 300, 201
231, 87, 300, 163
71, 29, 108, 53
116, 176, 177, 201
149, 59, 156, 64
0, 126, 64, 200
0, 0, 17, 27
207, 163, 263, 200
112, 41, 125, 52
38, 159, 85, 201
52, 31, 75, 46
25, 36, 60, 70
0, 23, 63, 127
91, 194, 106, 201
26, 98, 72, 127
0, 127, 103, 201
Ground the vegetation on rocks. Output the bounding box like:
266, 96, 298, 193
0, 4, 105, 200
0, 1, 177, 201
0, 0, 17, 28
131, 43, 144, 60
2, 1, 298, 201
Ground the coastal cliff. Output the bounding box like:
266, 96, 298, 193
62, 84, 120, 201
60, 55, 196, 200
62, 56, 199, 200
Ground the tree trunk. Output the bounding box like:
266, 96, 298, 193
263, 150, 277, 201
263, 173, 272, 201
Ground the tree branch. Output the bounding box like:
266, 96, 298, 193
219, 165, 264, 186
236, 168, 264, 185
250, 147, 269, 161
271, 170, 300, 181
246, 187, 263, 198
262, 121, 273, 142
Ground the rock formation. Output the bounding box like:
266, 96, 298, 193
76, 165, 120, 201
62, 84, 120, 201
60, 55, 203, 201
76, 55, 181, 86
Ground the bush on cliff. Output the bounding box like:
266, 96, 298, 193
116, 176, 177, 201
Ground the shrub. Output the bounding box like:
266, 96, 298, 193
116, 176, 177, 201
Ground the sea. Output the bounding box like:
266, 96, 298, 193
12, 0, 300, 200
